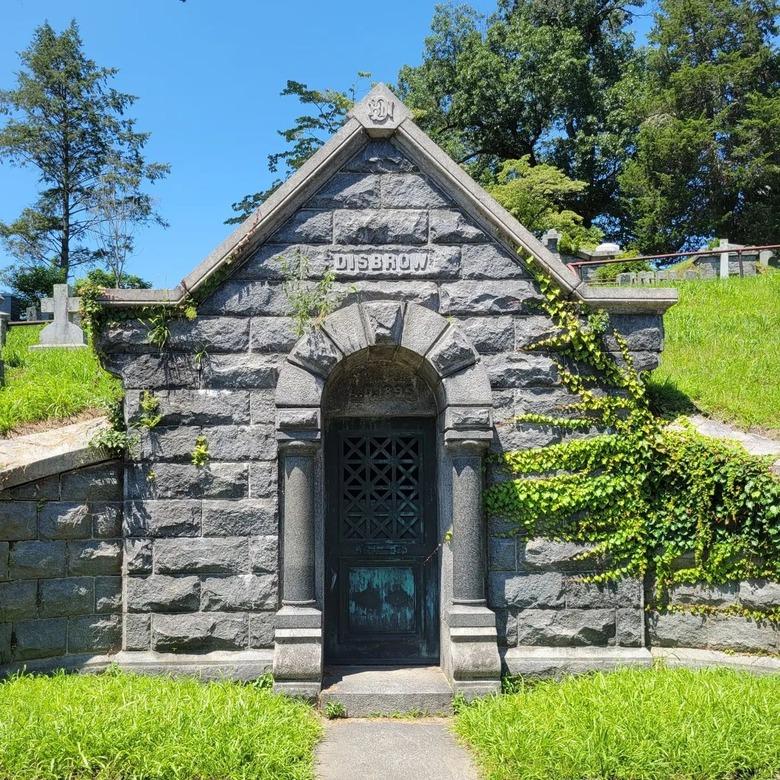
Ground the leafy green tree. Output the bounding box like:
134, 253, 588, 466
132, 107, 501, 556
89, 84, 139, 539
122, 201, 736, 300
487, 156, 603, 252
1, 264, 65, 309
0, 21, 169, 281
74, 267, 152, 292
397, 1, 642, 225
227, 74, 370, 223
619, 0, 780, 251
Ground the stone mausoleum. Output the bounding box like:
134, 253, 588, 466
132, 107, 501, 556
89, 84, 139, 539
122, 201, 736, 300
3, 86, 774, 704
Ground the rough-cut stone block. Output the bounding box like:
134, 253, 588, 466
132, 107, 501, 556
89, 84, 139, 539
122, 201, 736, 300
0, 542, 7, 580
105, 353, 199, 390
249, 390, 275, 425
154, 390, 250, 426
237, 244, 328, 281
615, 607, 645, 647
68, 540, 121, 576
648, 611, 708, 648
335, 281, 439, 310
250, 317, 298, 352
493, 421, 560, 452
461, 243, 529, 279
380, 173, 449, 208
124, 500, 200, 538
155, 537, 248, 575
514, 387, 581, 417
38, 502, 90, 539
483, 353, 559, 388
202, 464, 250, 499
95, 576, 122, 613
127, 575, 200, 612
363, 301, 404, 345
201, 500, 277, 537
320, 304, 369, 356
520, 539, 594, 572
274, 364, 324, 408
307, 172, 380, 208
427, 326, 477, 377
563, 579, 622, 609
705, 615, 778, 653
250, 462, 278, 499
201, 574, 277, 611
669, 583, 738, 607
0, 475, 59, 502
516, 608, 616, 646
0, 622, 10, 663
198, 281, 290, 317
288, 328, 342, 378
92, 503, 123, 538
739, 580, 780, 610
249, 612, 275, 648
429, 209, 487, 244
13, 618, 67, 660
607, 314, 664, 352
0, 580, 37, 621
455, 316, 513, 354
488, 538, 516, 572
610, 350, 659, 372
166, 316, 250, 352
60, 462, 122, 502
400, 302, 448, 358
124, 613, 150, 651
124, 539, 152, 574
441, 361, 493, 407
489, 572, 565, 609
128, 463, 249, 501
514, 315, 559, 348
68, 614, 121, 654
152, 613, 249, 652
9, 541, 66, 579
38, 577, 93, 618
439, 280, 541, 315
139, 426, 273, 463
333, 209, 427, 245
343, 140, 415, 173
0, 502, 37, 541
249, 536, 278, 574
202, 354, 280, 390
271, 209, 332, 244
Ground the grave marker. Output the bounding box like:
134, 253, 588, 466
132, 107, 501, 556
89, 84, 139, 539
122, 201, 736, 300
32, 284, 87, 349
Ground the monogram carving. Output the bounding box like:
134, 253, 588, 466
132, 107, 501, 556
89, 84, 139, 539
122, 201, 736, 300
367, 96, 394, 123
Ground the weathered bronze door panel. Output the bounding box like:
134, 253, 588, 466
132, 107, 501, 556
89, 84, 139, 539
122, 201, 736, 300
325, 418, 439, 664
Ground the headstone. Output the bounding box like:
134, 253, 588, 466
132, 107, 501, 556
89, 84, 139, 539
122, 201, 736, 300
684, 269, 699, 280
32, 284, 87, 349
718, 238, 730, 279
615, 272, 633, 285
638, 271, 656, 285
541, 229, 561, 256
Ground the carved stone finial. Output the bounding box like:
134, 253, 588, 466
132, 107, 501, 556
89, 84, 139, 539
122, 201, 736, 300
349, 83, 411, 137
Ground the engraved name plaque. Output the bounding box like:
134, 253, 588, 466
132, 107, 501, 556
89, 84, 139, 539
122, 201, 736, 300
330, 251, 430, 274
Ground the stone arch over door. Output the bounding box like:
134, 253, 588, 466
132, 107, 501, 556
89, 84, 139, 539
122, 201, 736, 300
272, 302, 502, 697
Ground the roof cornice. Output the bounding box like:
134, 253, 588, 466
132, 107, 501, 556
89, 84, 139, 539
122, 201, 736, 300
101, 84, 677, 315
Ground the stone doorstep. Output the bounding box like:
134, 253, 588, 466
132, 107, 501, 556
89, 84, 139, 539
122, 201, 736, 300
319, 666, 454, 717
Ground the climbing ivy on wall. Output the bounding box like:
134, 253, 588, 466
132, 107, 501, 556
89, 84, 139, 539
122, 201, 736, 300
487, 261, 780, 620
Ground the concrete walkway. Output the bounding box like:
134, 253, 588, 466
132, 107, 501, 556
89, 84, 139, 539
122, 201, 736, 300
316, 718, 479, 780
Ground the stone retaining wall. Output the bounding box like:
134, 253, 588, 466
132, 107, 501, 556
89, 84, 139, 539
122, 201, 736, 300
0, 461, 123, 667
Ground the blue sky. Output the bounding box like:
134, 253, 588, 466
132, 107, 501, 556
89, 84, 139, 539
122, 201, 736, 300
0, 0, 654, 290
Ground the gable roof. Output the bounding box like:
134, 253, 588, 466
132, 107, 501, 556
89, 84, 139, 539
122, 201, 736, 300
101, 84, 676, 314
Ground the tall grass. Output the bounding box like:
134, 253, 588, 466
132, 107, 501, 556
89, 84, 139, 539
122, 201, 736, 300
650, 272, 780, 432
0, 324, 121, 435
0, 669, 321, 780
455, 666, 780, 780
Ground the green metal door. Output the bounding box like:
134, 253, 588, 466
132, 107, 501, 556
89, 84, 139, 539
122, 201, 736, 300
325, 418, 439, 664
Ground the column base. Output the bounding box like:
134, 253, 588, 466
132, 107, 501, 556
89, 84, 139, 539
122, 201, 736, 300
272, 605, 323, 699
448, 604, 501, 699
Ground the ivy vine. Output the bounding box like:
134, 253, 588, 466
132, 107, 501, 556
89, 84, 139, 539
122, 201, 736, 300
487, 260, 780, 620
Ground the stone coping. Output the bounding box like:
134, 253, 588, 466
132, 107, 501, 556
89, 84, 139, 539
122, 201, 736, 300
0, 416, 111, 491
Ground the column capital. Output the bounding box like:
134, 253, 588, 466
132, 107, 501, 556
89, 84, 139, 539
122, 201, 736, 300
278, 436, 321, 455
444, 435, 491, 455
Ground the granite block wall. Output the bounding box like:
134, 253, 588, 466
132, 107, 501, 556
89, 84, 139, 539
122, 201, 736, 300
0, 461, 123, 667
96, 139, 665, 655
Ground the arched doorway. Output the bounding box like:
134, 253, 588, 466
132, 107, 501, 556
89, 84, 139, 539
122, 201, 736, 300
322, 349, 440, 664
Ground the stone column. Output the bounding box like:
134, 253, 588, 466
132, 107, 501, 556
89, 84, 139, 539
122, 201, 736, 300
446, 436, 501, 697
273, 437, 323, 698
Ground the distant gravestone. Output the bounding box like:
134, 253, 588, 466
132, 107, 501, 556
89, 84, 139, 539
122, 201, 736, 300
32, 284, 87, 349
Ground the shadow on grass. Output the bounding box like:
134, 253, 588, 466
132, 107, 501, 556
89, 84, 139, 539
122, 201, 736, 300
646, 377, 698, 420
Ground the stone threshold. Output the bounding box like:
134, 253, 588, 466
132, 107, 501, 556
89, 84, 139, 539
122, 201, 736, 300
503, 646, 653, 678
320, 665, 454, 717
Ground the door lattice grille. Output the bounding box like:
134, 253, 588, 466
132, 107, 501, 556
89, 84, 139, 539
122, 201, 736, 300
341, 434, 422, 541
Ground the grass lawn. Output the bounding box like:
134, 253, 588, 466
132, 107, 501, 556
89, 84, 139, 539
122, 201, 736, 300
455, 666, 780, 780
0, 670, 321, 780
0, 323, 121, 436
649, 272, 780, 433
